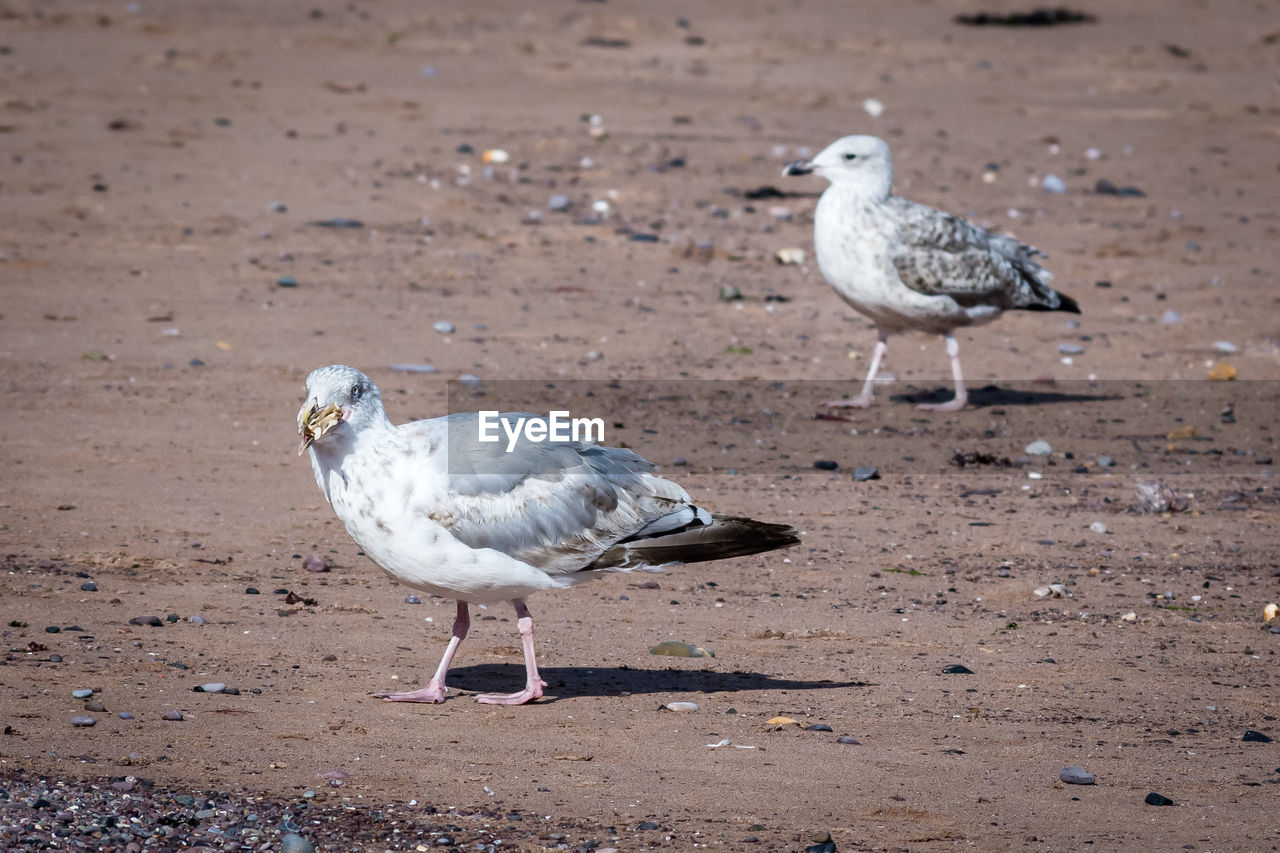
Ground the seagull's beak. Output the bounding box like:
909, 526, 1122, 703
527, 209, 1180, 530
782, 159, 815, 177
297, 401, 346, 455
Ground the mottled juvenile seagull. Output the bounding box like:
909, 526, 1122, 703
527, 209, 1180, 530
784, 135, 1080, 411
298, 365, 799, 705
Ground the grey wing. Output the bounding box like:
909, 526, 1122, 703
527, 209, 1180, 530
886, 196, 1064, 310
419, 413, 698, 575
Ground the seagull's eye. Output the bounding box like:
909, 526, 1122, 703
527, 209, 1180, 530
350, 384, 362, 401
842, 152, 858, 161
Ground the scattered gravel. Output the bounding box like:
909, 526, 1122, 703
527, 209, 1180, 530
0, 769, 646, 852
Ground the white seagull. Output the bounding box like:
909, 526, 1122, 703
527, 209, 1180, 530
784, 135, 1080, 411
297, 365, 799, 705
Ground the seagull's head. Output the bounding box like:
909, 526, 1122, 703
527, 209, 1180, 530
783, 135, 893, 199
297, 364, 385, 455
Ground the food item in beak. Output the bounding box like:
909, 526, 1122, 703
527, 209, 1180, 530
298, 402, 344, 454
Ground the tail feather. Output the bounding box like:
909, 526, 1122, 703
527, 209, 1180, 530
586, 513, 799, 571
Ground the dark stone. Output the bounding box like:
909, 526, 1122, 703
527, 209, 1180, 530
852, 466, 880, 481
1144, 792, 1174, 806
80, 582, 98, 592
308, 217, 364, 228
245, 588, 260, 595
128, 616, 163, 627
942, 664, 974, 674
813, 459, 839, 470
1242, 730, 1273, 743
628, 233, 660, 243
806, 723, 833, 732
1094, 178, 1146, 197
636, 822, 660, 830
955, 8, 1095, 27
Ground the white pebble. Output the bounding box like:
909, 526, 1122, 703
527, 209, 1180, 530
1042, 174, 1067, 194
433, 321, 455, 334
1090, 522, 1107, 534
862, 98, 885, 118
1212, 341, 1236, 353
664, 701, 700, 712
1025, 440, 1052, 456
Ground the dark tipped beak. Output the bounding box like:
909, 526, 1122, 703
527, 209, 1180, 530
782, 159, 815, 177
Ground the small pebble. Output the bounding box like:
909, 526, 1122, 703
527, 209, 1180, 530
118, 712, 135, 720
1042, 174, 1067, 194
85, 700, 105, 712
1242, 730, 1273, 743
852, 466, 880, 481
1059, 766, 1095, 785
664, 701, 700, 712
163, 710, 184, 721
636, 821, 660, 830
198, 683, 226, 694
433, 320, 455, 334
71, 715, 96, 727
276, 275, 298, 288
188, 614, 207, 625
80, 581, 98, 592
1097, 455, 1114, 467
308, 217, 363, 229
128, 615, 163, 627
1090, 522, 1107, 534
404, 595, 421, 604
862, 97, 885, 117
72, 689, 94, 699
1212, 341, 1236, 353
650, 641, 713, 658
548, 194, 570, 211
1058, 343, 1084, 355
1144, 792, 1174, 806
942, 664, 973, 674
245, 587, 260, 595
281, 834, 316, 853
1024, 440, 1052, 456
813, 459, 839, 471
805, 723, 833, 732
388, 363, 438, 374
44, 626, 60, 633
301, 554, 329, 572
458, 373, 482, 388
836, 735, 860, 745
1160, 309, 1182, 325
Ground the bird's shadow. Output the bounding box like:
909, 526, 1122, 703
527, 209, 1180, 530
893, 383, 1123, 408
443, 664, 868, 701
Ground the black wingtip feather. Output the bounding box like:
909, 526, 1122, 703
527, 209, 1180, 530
586, 515, 800, 570
1055, 292, 1082, 314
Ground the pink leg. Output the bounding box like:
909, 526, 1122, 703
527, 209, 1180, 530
917, 334, 968, 412
825, 331, 887, 408
476, 599, 546, 705
374, 600, 469, 703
